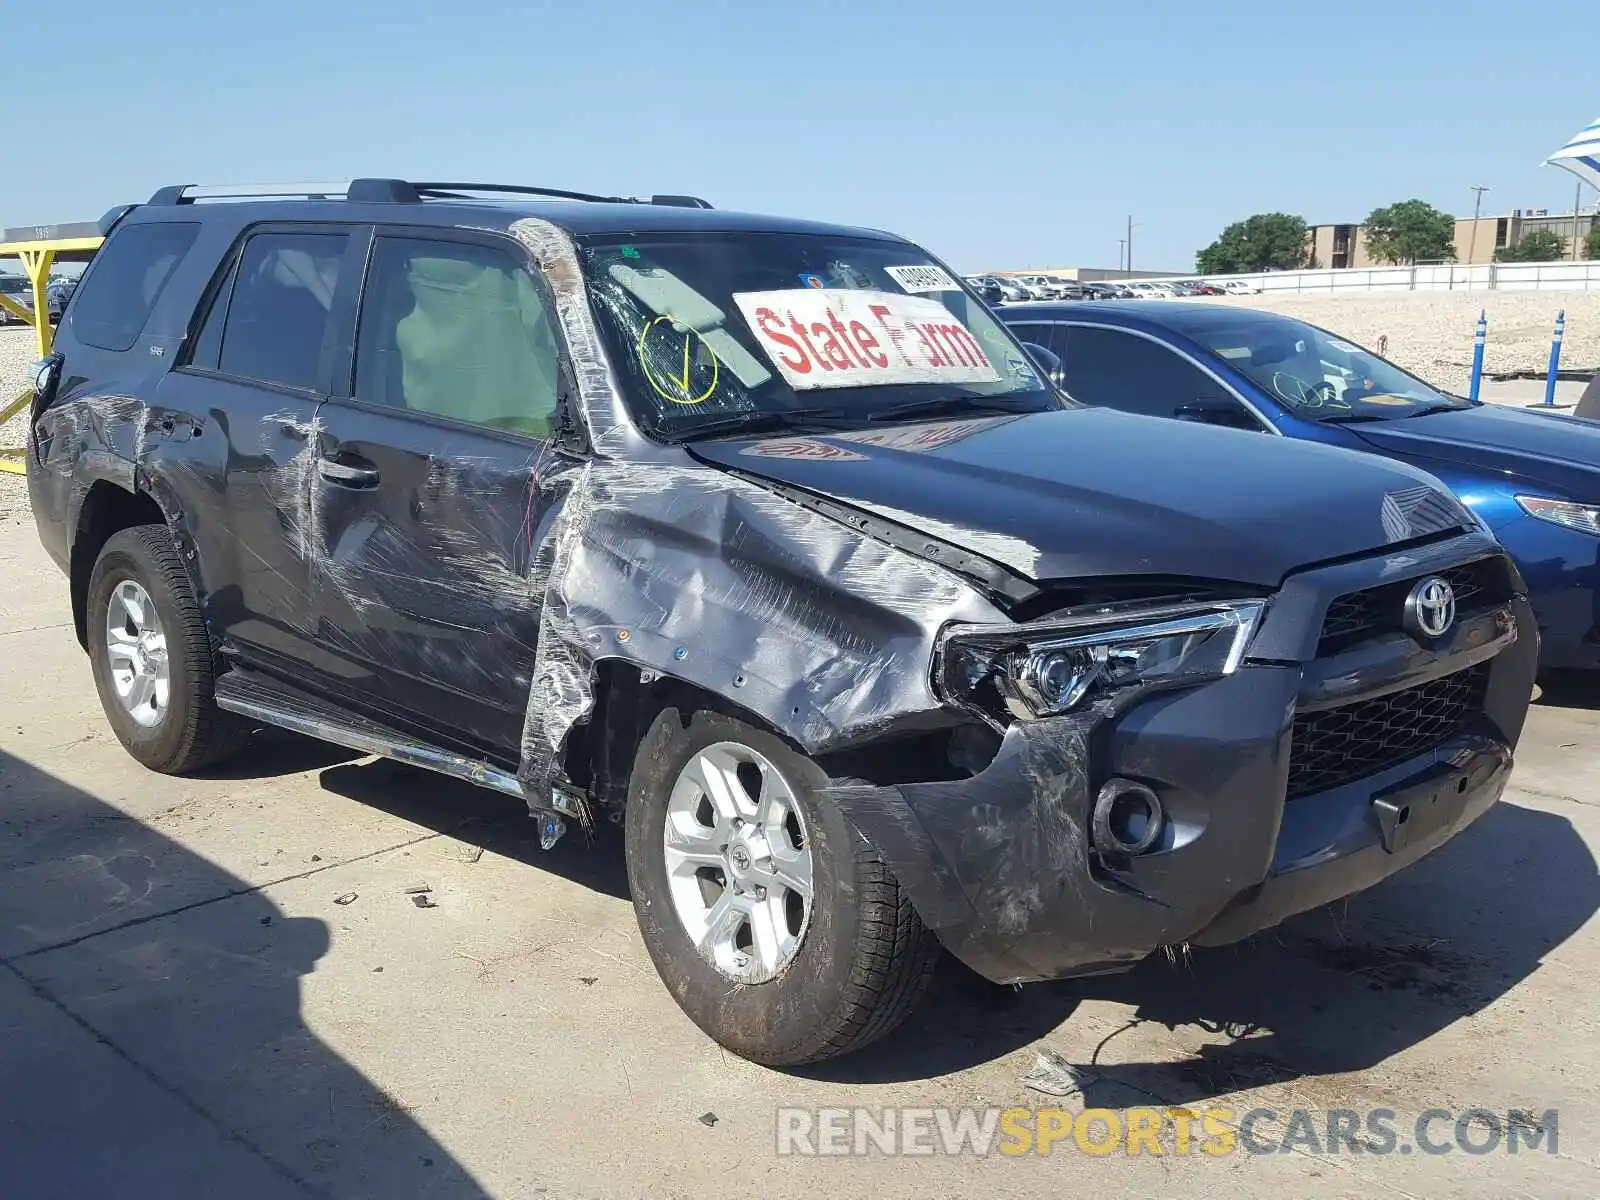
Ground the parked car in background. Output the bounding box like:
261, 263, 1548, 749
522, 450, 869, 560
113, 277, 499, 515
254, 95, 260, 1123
1002, 300, 1600, 673
0, 273, 63, 324
1218, 279, 1261, 295
1014, 274, 1062, 299
963, 275, 1006, 303
992, 276, 1032, 302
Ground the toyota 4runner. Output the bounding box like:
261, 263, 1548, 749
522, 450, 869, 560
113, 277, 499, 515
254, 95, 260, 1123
25, 179, 1536, 1065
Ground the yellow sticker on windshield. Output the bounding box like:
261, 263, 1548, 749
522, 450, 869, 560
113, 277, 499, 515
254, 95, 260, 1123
637, 317, 721, 405
1361, 393, 1414, 406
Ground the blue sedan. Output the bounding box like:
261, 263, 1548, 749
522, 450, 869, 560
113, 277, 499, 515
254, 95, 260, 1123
1000, 301, 1600, 672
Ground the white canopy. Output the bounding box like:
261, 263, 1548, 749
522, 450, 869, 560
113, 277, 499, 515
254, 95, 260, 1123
1546, 116, 1600, 190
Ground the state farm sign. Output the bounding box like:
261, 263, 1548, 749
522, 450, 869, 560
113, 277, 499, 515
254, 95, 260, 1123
732, 288, 1001, 391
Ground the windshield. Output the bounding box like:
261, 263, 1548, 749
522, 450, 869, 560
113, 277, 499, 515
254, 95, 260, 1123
1182, 314, 1470, 420
578, 232, 1056, 440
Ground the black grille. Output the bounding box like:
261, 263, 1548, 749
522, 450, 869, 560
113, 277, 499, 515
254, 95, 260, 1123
1286, 663, 1490, 800
1317, 559, 1507, 655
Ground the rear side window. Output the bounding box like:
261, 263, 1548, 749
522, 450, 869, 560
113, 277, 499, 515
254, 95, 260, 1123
70, 222, 199, 351
211, 231, 349, 392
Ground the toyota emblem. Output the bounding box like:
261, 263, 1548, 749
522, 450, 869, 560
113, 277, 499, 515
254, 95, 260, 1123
1405, 576, 1457, 639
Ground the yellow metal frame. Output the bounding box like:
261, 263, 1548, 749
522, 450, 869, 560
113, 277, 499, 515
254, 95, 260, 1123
1, 232, 104, 474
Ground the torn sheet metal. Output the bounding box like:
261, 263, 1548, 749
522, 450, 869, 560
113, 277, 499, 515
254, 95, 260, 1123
504, 217, 1003, 806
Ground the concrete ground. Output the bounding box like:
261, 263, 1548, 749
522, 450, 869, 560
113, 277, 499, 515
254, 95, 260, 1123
1479, 377, 1590, 409
2, 511, 1598, 1198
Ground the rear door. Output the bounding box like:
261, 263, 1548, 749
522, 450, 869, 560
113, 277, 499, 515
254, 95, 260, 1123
156, 223, 366, 671
307, 228, 568, 758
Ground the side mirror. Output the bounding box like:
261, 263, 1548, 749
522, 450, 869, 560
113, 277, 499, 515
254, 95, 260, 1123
1019, 342, 1065, 390
1175, 399, 1256, 430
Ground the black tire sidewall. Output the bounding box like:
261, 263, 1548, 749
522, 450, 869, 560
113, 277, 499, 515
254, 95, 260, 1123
625, 706, 868, 1065
87, 528, 204, 770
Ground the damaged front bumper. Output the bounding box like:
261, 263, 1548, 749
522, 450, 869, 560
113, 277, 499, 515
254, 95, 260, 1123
829, 590, 1537, 986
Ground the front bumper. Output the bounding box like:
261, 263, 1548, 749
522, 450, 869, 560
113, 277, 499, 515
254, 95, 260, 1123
830, 541, 1538, 985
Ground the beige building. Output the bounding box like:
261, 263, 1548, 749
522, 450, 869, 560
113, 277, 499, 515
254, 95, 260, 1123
1307, 207, 1600, 267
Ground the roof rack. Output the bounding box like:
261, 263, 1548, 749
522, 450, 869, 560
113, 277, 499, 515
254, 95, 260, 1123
146, 179, 713, 209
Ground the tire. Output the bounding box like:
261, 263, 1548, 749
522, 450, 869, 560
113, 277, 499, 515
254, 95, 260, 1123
625, 705, 940, 1066
86, 524, 246, 773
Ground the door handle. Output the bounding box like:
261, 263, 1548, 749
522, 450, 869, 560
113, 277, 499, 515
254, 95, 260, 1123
318, 456, 380, 487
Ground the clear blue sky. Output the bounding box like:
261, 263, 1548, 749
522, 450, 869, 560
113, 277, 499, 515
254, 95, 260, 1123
4, 0, 1595, 273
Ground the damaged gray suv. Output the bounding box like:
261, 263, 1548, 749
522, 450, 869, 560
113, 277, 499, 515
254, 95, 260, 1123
27, 180, 1536, 1065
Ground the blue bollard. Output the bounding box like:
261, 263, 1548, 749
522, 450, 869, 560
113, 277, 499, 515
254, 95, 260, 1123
1544, 310, 1566, 407
1469, 310, 1487, 403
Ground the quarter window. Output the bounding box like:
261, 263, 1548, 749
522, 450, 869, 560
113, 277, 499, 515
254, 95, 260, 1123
70, 221, 200, 352
354, 237, 562, 438
213, 232, 349, 391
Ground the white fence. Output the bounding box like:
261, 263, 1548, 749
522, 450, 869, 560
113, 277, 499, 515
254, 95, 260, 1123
1166, 261, 1600, 295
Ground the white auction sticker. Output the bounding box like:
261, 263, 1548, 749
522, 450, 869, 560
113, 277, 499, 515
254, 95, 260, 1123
884, 264, 959, 293
732, 288, 1001, 391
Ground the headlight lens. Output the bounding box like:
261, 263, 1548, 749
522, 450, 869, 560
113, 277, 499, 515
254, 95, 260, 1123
1516, 495, 1600, 536
940, 601, 1266, 724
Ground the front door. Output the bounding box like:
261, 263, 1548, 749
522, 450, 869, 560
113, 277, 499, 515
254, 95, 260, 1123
307, 230, 569, 759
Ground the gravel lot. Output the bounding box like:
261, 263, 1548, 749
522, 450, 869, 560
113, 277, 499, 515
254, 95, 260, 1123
0, 327, 34, 519
1197, 291, 1600, 395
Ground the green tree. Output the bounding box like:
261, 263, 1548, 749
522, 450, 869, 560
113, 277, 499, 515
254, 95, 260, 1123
1196, 213, 1308, 274
1496, 229, 1568, 262
1585, 222, 1600, 260
1363, 200, 1458, 264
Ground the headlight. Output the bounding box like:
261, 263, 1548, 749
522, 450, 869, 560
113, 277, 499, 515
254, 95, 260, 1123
939, 601, 1266, 725
1515, 495, 1600, 536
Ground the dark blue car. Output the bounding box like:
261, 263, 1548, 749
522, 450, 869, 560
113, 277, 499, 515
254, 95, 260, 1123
1002, 301, 1600, 672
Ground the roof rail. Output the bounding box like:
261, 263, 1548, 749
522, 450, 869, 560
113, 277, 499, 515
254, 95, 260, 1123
147, 181, 359, 205
145, 179, 713, 209
407, 182, 713, 208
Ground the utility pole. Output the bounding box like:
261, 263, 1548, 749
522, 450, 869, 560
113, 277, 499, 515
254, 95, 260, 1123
1118, 238, 1126, 272
1126, 215, 1134, 273
1467, 185, 1490, 266
1573, 178, 1586, 261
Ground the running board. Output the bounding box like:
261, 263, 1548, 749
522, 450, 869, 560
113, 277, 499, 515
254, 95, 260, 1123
214, 670, 584, 818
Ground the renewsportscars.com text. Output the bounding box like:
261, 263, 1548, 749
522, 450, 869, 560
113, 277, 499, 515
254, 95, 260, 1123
775, 1106, 1559, 1158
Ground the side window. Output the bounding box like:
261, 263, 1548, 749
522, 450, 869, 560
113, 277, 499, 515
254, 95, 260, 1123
186, 258, 237, 371
1006, 322, 1055, 361
216, 231, 349, 392
71, 221, 200, 351
1058, 326, 1255, 424
354, 236, 561, 438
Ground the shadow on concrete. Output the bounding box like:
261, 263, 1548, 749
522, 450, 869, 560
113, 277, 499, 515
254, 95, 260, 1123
1535, 670, 1600, 711
0, 748, 490, 1199
316, 755, 631, 901
802, 799, 1597, 1092
191, 725, 364, 781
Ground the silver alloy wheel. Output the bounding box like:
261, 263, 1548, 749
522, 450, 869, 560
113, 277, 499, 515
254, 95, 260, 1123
104, 578, 170, 728
662, 741, 814, 983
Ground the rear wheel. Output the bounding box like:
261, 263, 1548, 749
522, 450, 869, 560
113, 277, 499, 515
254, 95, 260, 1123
86, 525, 245, 773
625, 705, 940, 1065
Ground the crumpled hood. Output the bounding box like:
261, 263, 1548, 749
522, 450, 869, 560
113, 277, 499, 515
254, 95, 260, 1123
689, 408, 1471, 586
1351, 404, 1600, 497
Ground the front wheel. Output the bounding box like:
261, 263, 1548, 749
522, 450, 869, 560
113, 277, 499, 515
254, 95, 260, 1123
624, 706, 940, 1066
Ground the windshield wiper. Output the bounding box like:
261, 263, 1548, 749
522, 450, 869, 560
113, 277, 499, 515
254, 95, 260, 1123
1405, 403, 1465, 419
665, 406, 854, 442
1316, 412, 1392, 425
864, 395, 1026, 423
